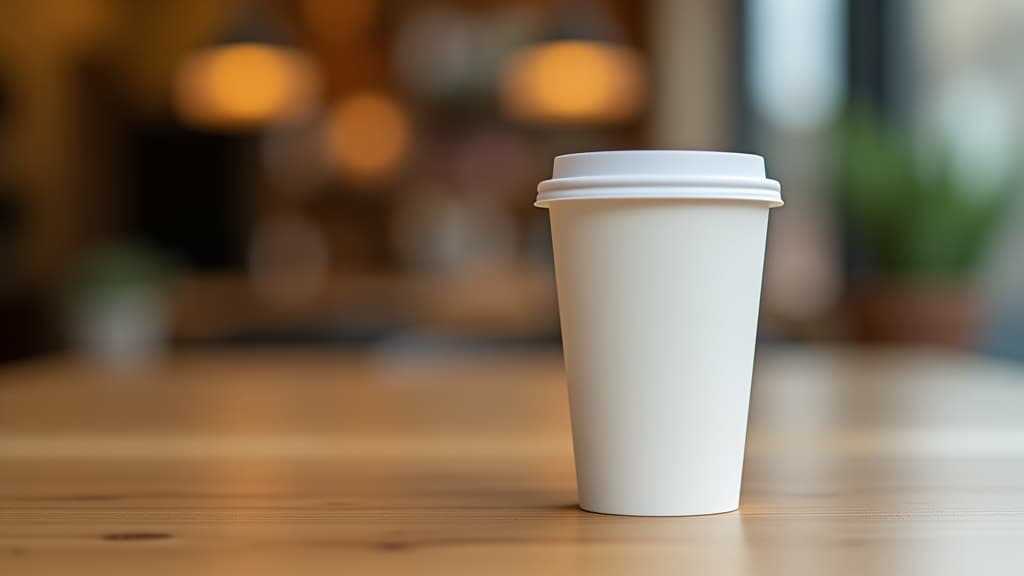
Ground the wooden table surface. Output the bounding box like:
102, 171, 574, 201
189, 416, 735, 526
2, 346, 1024, 574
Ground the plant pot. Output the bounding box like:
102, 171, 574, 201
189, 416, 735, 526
849, 280, 980, 349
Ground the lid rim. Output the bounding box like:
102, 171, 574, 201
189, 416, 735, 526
535, 188, 784, 208
538, 175, 781, 193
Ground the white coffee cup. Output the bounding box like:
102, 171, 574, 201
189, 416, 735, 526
536, 150, 782, 516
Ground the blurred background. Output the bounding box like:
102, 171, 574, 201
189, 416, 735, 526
0, 0, 1022, 367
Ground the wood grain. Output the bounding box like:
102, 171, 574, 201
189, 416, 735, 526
1, 347, 1024, 575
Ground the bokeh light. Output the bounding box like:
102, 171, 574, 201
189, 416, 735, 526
391, 6, 475, 99
323, 91, 411, 183
499, 40, 646, 124
175, 43, 320, 130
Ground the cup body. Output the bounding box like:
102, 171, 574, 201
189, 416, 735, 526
537, 151, 781, 516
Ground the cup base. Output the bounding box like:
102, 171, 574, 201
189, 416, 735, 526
577, 502, 740, 517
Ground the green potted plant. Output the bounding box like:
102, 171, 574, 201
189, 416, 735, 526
839, 107, 1009, 347
70, 243, 174, 369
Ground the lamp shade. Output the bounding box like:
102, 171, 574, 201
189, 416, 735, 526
175, 43, 320, 130
499, 40, 646, 124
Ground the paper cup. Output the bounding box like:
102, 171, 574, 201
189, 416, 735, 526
536, 151, 782, 516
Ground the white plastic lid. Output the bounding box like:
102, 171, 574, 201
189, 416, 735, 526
535, 150, 783, 207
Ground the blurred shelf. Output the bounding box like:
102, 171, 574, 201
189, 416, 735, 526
170, 267, 560, 345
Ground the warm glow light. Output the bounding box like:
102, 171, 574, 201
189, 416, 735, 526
499, 40, 646, 124
323, 91, 410, 182
175, 43, 319, 129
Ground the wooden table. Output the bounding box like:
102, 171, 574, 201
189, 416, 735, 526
2, 346, 1024, 574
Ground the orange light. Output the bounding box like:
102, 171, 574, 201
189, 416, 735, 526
499, 40, 646, 124
175, 43, 319, 129
323, 91, 410, 182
